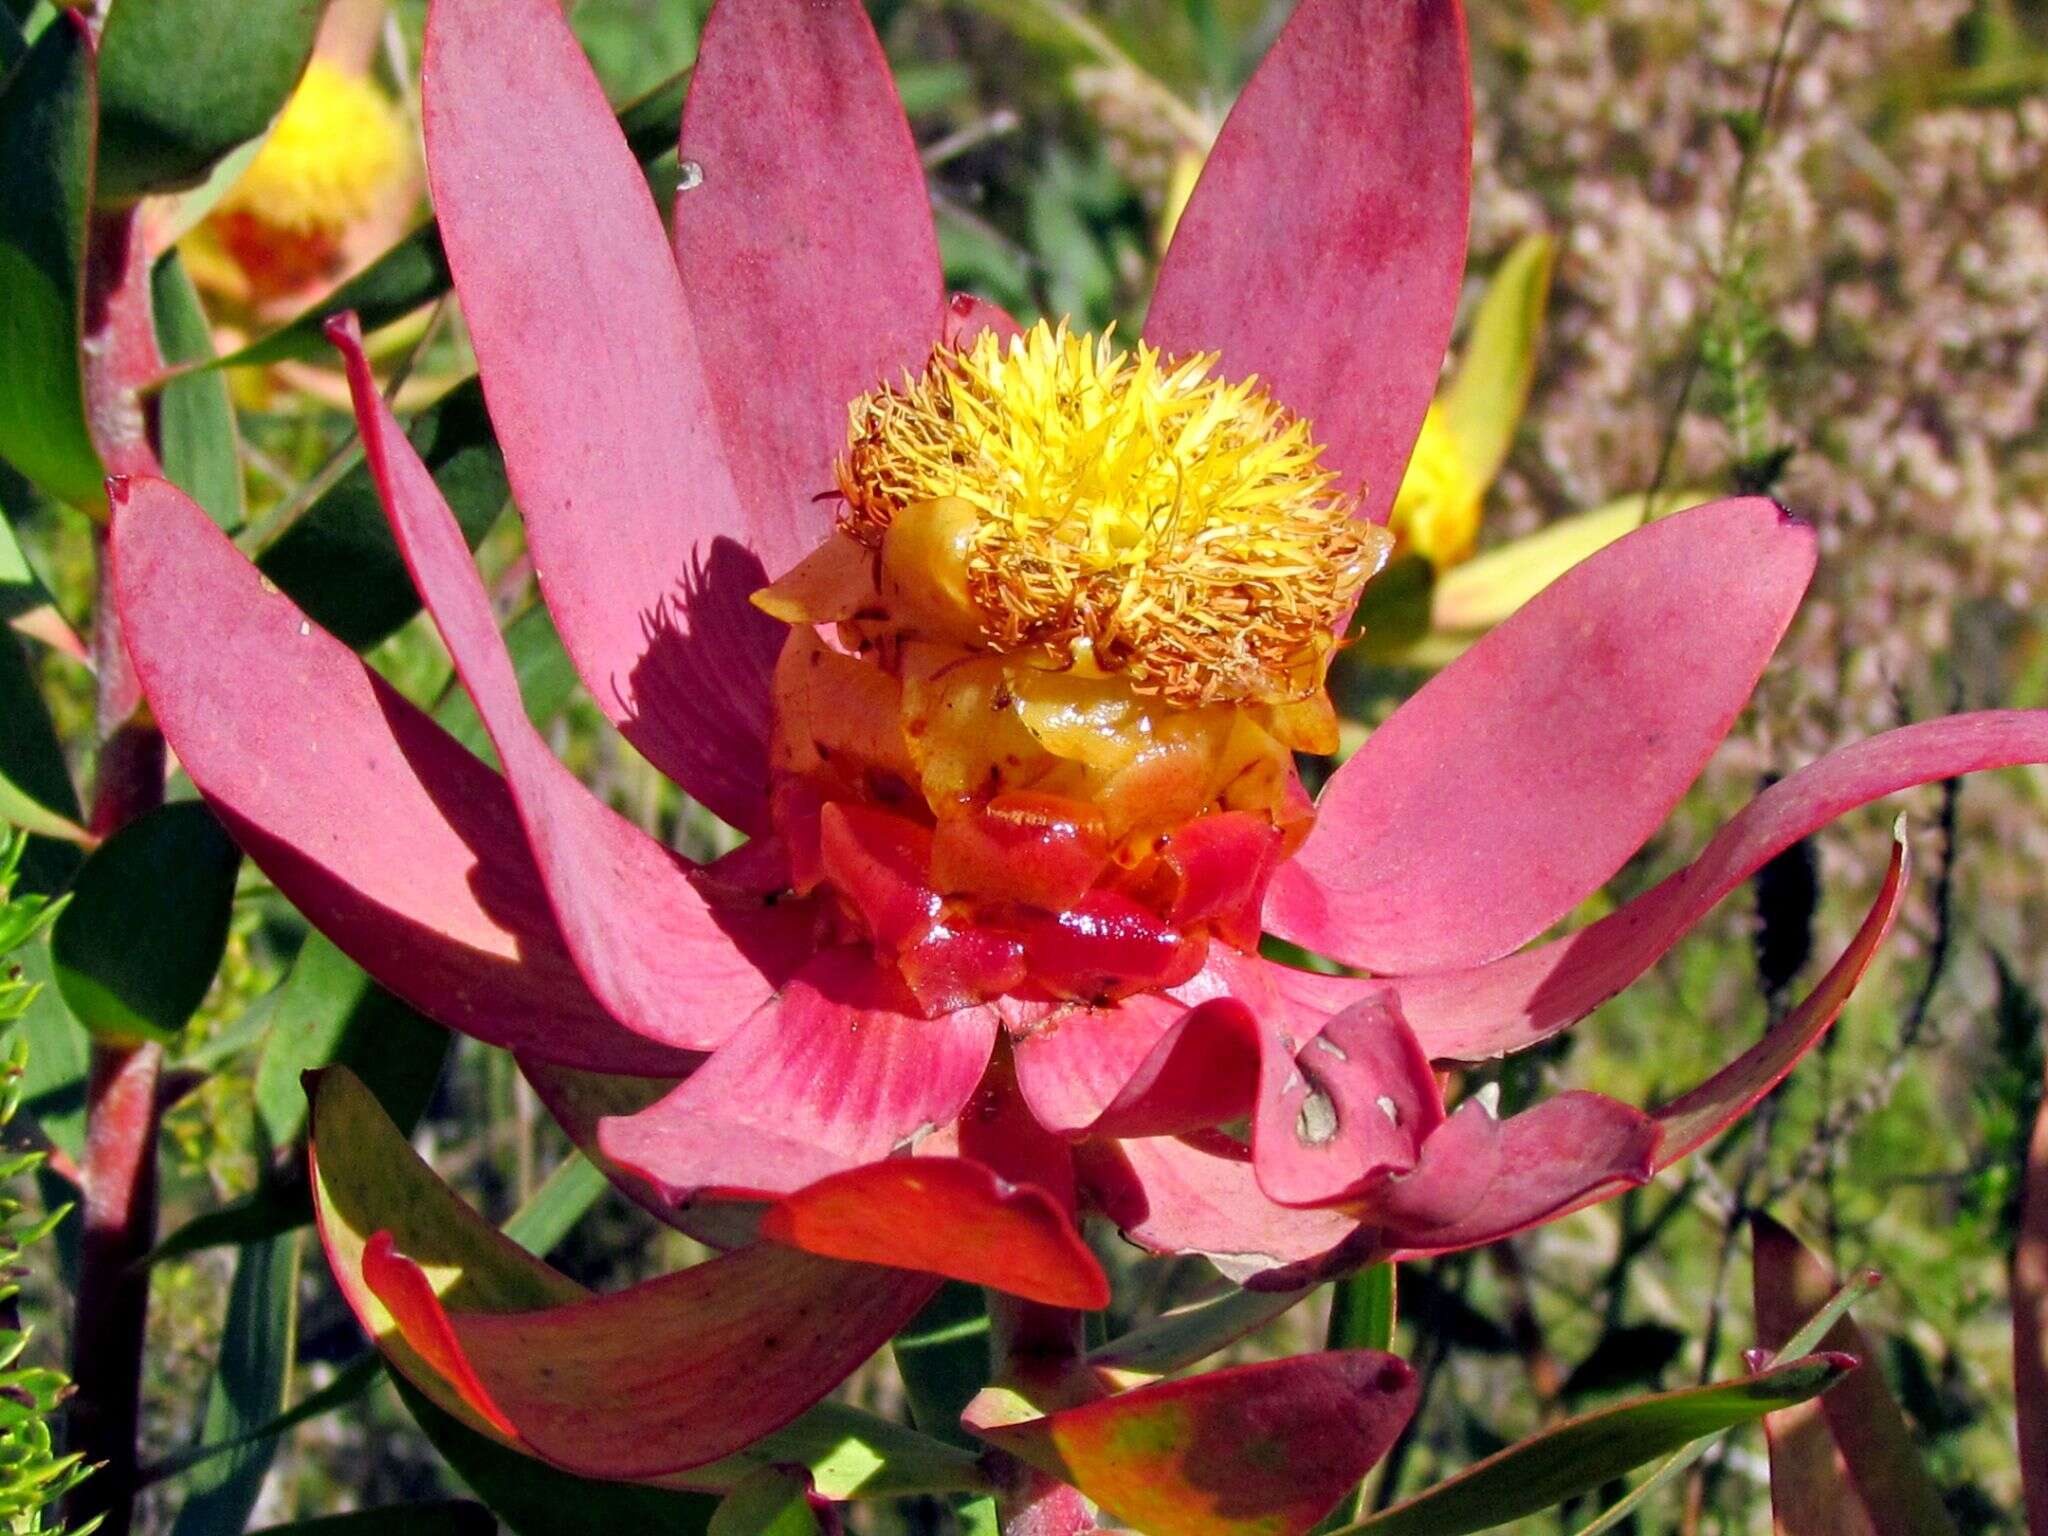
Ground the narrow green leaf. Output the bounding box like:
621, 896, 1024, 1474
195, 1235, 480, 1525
1343, 1354, 1856, 1536
170, 1231, 303, 1536
1428, 490, 1712, 635
499, 1154, 608, 1261
152, 249, 244, 529
0, 630, 84, 842
394, 1375, 721, 1536
0, 6, 23, 69
892, 1283, 990, 1449
1328, 1266, 1397, 1354
1571, 1266, 1884, 1536
0, 13, 101, 509
226, 66, 691, 367
252, 931, 448, 1155
253, 377, 507, 652
51, 802, 241, 1044
1088, 1286, 1311, 1379
150, 1355, 381, 1486
248, 1502, 495, 1536
708, 1468, 821, 1536
1440, 232, 1555, 492
144, 1180, 309, 1268
1753, 1216, 1956, 1536
94, 0, 324, 202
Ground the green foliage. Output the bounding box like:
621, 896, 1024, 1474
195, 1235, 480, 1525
0, 831, 93, 1532
50, 803, 242, 1046
93, 0, 325, 203
0, 15, 99, 511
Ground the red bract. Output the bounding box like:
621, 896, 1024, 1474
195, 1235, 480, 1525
111, 0, 2048, 1504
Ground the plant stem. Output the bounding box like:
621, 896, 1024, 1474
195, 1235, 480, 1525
67, 1038, 162, 1536
65, 203, 171, 1536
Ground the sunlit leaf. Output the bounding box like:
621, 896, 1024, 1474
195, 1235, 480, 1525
708, 1468, 822, 1536
1439, 232, 1555, 491
1428, 490, 1713, 635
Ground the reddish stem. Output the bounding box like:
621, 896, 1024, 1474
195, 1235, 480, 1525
64, 204, 170, 1536
66, 1040, 162, 1536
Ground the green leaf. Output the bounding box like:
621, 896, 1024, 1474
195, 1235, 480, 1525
248, 1502, 496, 1536
1571, 1262, 1882, 1536
252, 931, 449, 1155
170, 1232, 303, 1536
14, 938, 87, 1159
1343, 1354, 1856, 1536
51, 802, 242, 1044
0, 7, 22, 69
708, 1468, 821, 1536
0, 630, 84, 843
152, 250, 244, 530
1440, 232, 1556, 492
1328, 1266, 1397, 1355
150, 1354, 382, 1486
432, 601, 578, 767
893, 1282, 990, 1449
1088, 1286, 1311, 1380
93, 0, 324, 203
1346, 552, 1435, 661
226, 67, 691, 367
145, 1180, 309, 1267
253, 378, 507, 652
1428, 489, 1713, 636
498, 1154, 608, 1261
0, 13, 101, 509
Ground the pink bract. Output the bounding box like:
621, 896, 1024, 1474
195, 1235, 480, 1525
111, 0, 2048, 1494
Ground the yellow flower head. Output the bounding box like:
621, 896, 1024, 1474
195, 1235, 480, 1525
1388, 402, 1483, 571
835, 321, 1387, 707
218, 60, 411, 239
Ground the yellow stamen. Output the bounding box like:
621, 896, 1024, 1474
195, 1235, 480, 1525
1388, 402, 1483, 571
836, 320, 1387, 708
217, 61, 411, 239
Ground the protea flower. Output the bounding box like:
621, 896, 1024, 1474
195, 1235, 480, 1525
110, 0, 2047, 1512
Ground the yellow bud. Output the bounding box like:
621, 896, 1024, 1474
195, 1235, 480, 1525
1389, 403, 1482, 571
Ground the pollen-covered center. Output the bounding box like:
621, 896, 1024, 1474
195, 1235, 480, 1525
755, 321, 1388, 1016
835, 321, 1382, 707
